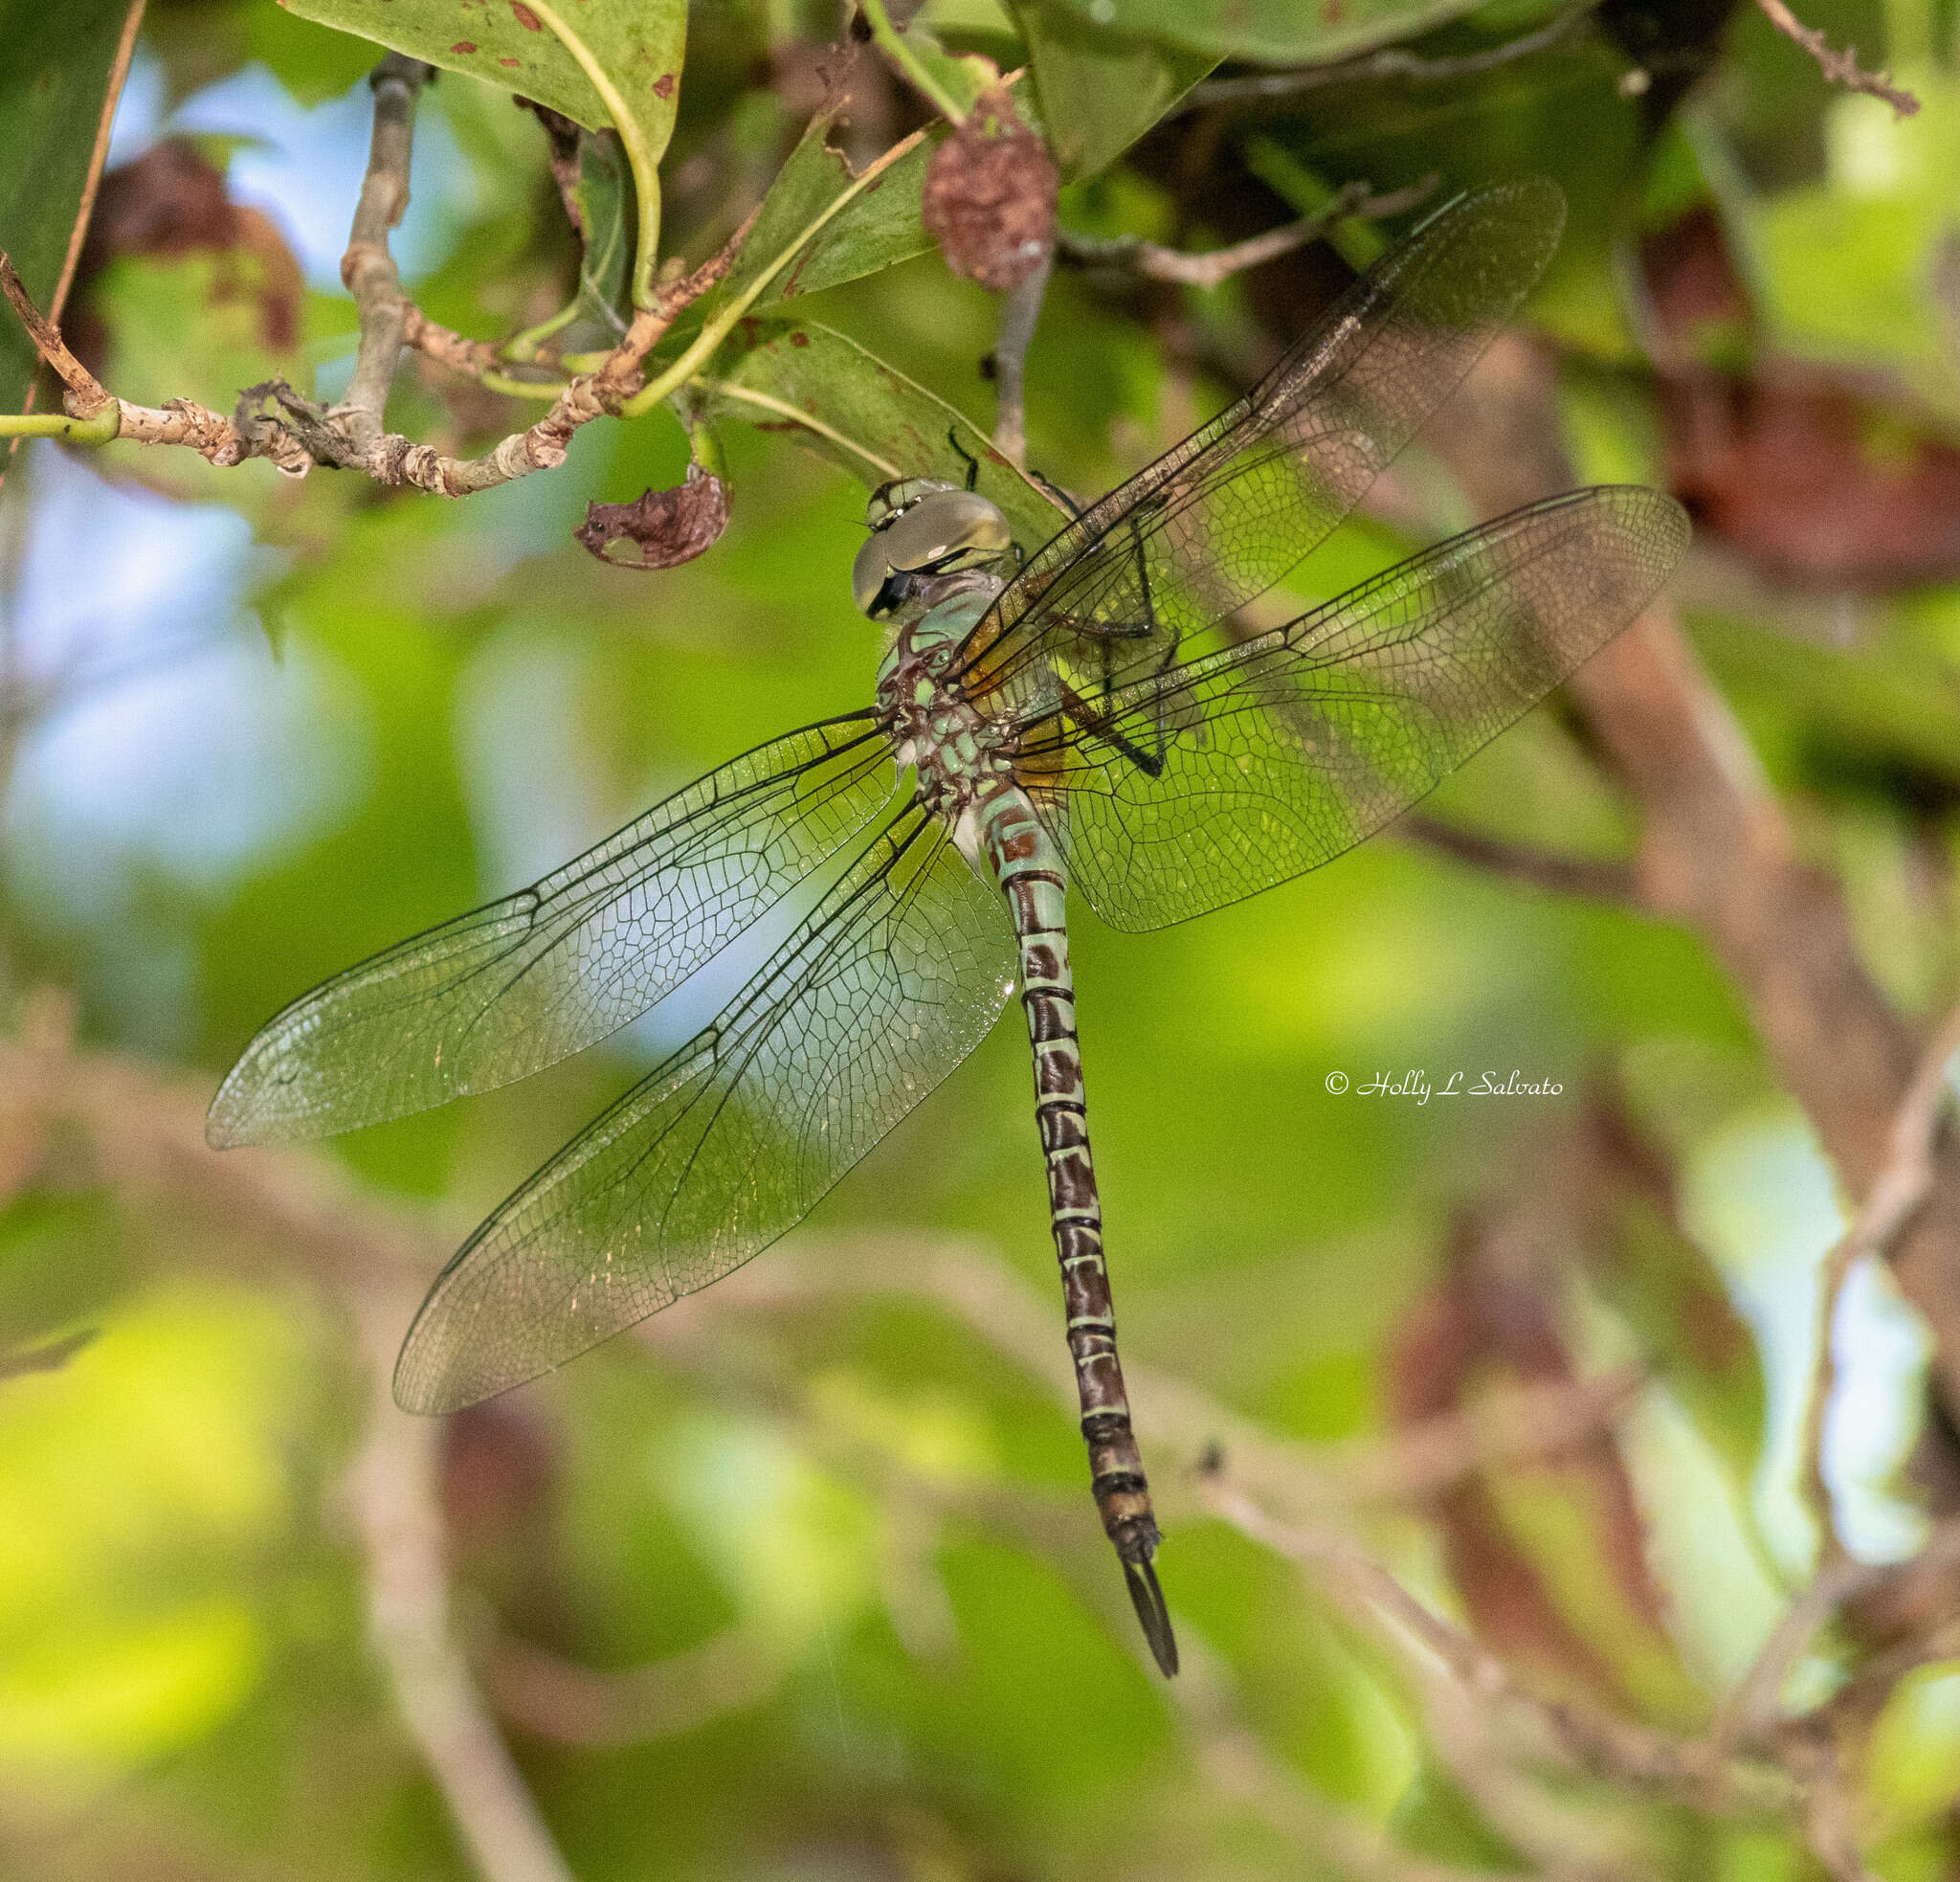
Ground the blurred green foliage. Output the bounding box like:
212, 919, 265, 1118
4, 0, 1960, 1878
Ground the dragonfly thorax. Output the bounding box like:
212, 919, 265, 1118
876, 608, 1014, 827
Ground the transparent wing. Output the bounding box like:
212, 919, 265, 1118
956, 179, 1567, 715
209, 716, 895, 1146
392, 806, 1014, 1413
1020, 487, 1688, 930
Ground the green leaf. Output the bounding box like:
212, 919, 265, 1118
707, 73, 1047, 325
1008, 2, 1215, 181
696, 320, 1066, 549
1044, 0, 1486, 64
888, 16, 1001, 119
282, 0, 685, 300
281, 0, 680, 137
0, 0, 140, 422
572, 128, 635, 338
706, 113, 930, 321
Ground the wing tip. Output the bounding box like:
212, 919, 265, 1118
205, 1042, 330, 1150
1434, 173, 1568, 257
390, 1359, 460, 1418
205, 1059, 272, 1151
1593, 482, 1695, 588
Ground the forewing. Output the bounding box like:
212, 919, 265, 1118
209, 717, 895, 1146
392, 808, 1014, 1413
1026, 487, 1689, 930
957, 178, 1567, 713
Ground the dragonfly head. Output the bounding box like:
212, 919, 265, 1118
854, 482, 1014, 619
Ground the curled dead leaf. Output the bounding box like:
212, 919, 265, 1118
922, 87, 1057, 294
573, 462, 730, 570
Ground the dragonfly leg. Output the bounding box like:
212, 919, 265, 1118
1055, 680, 1165, 780
978, 779, 1179, 1678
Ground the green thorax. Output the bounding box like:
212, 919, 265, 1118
873, 585, 1013, 827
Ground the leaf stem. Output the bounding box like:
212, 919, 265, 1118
502, 300, 583, 364
522, 0, 664, 307
857, 0, 968, 124
0, 409, 121, 442
479, 370, 573, 401
617, 135, 916, 419
691, 377, 901, 480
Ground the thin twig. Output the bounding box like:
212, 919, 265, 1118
402, 305, 520, 381
1400, 813, 1642, 906
346, 1293, 578, 1882
1712, 1521, 1960, 1756
482, 1628, 781, 1748
1057, 177, 1438, 290
1752, 0, 1920, 117
338, 56, 434, 453
0, 254, 300, 469
1186, 7, 1598, 110
0, 253, 111, 414
991, 250, 1048, 467
0, 1327, 97, 1380
662, 1234, 1645, 1525
856, 0, 968, 123
1, 0, 145, 483
1328, 1363, 1648, 1501
1174, 1638, 1521, 1882
1798, 1000, 1960, 1553
1203, 1478, 1792, 1819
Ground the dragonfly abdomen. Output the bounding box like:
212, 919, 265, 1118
976, 781, 1179, 1677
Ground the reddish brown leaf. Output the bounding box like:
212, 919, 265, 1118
922, 87, 1057, 294
441, 1398, 557, 1553
573, 462, 730, 570
1639, 202, 1753, 356
1661, 366, 1960, 591
1641, 202, 1960, 591
70, 139, 304, 361
1388, 1142, 1691, 1714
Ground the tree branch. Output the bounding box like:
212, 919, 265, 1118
1201, 1477, 1792, 1820
346, 1291, 579, 1882
1433, 334, 1960, 1461
1399, 813, 1642, 906
1713, 1522, 1960, 1758
338, 55, 434, 453
1752, 0, 1920, 117
481, 1628, 781, 1748
1057, 177, 1438, 290
0, 1009, 573, 1882
1185, 7, 1598, 110
1798, 999, 1960, 1553
0, 65, 755, 493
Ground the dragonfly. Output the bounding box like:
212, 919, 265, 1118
209, 177, 1688, 1679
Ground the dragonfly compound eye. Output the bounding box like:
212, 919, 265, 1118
853, 488, 1015, 617
864, 476, 952, 530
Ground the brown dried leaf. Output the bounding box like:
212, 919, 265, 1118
71, 139, 303, 359
1661, 366, 1960, 592
573, 462, 730, 570
922, 86, 1057, 294
1638, 203, 1753, 358
517, 96, 586, 235
1640, 203, 1960, 592
1388, 1136, 1699, 1716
